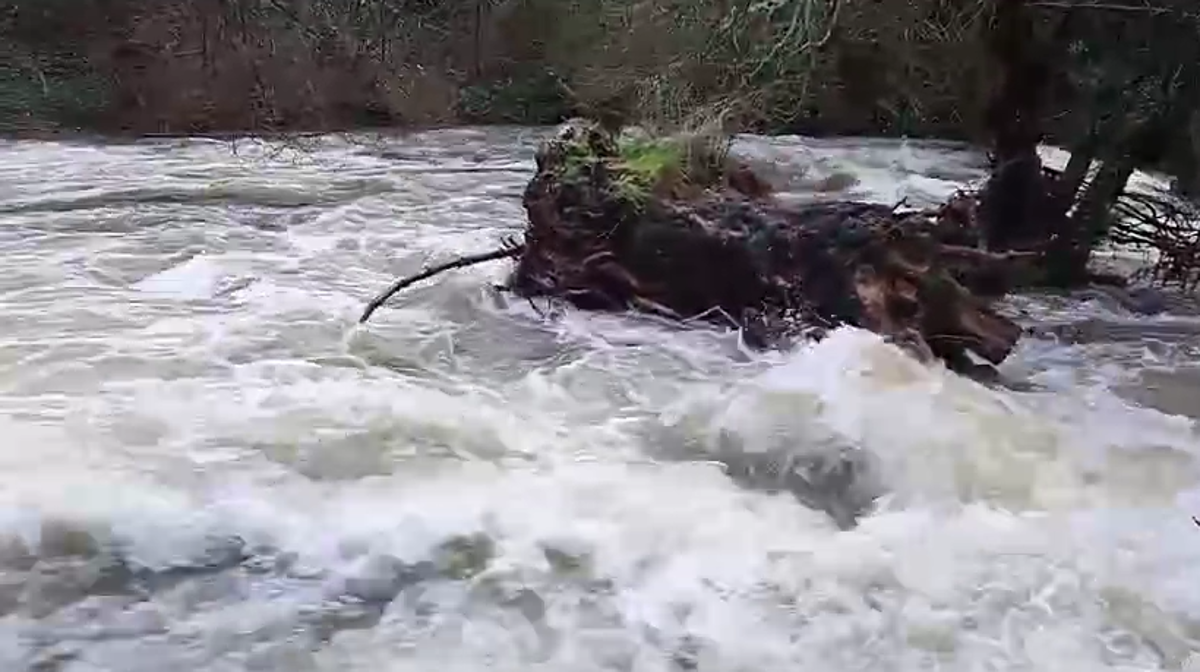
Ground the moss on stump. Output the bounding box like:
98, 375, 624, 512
508, 119, 1023, 370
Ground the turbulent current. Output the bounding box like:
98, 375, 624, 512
1, 127, 1199, 671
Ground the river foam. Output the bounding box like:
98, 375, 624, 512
0, 128, 1197, 671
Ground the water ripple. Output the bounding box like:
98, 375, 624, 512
0, 128, 1197, 671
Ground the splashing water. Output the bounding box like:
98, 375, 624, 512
0, 128, 1198, 671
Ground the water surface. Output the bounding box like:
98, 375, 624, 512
0, 127, 1198, 671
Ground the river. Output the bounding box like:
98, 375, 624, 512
0, 127, 1198, 671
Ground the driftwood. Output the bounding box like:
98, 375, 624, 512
362, 120, 1026, 371
359, 242, 523, 323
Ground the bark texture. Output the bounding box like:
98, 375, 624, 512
508, 120, 1023, 368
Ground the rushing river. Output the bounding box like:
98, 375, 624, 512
1, 127, 1199, 671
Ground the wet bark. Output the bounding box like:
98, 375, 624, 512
978, 0, 1083, 286
507, 120, 1023, 369
1065, 158, 1136, 268
1055, 134, 1096, 210
979, 0, 1054, 251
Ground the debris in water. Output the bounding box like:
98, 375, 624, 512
359, 241, 524, 323
433, 532, 496, 580
362, 118, 1043, 372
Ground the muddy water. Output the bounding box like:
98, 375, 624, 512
0, 127, 1198, 671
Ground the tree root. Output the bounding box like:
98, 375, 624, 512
357, 120, 1031, 373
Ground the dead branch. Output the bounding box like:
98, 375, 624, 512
1030, 1, 1172, 14
743, 0, 843, 84
939, 244, 1042, 263
359, 243, 524, 324
1108, 186, 1200, 289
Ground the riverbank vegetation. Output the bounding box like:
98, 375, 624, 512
0, 2, 1191, 140
5, 0, 1200, 289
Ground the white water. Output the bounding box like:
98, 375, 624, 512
0, 127, 1199, 671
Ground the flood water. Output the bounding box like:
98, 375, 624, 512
0, 127, 1199, 671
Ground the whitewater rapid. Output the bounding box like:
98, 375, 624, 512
0, 127, 1197, 671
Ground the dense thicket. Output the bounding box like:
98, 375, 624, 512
1, 1, 1188, 142
4, 0, 1200, 286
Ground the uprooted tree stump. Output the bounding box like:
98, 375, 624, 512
508, 119, 1023, 369
362, 119, 1027, 372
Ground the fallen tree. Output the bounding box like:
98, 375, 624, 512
362, 119, 1029, 373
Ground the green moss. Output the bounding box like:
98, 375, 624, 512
546, 120, 734, 209
616, 130, 733, 201
561, 139, 601, 177
618, 136, 685, 183
613, 135, 686, 203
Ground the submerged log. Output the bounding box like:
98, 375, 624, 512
358, 119, 1024, 370
506, 120, 1023, 368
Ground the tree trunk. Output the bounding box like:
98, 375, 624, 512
1043, 158, 1133, 286
1174, 110, 1200, 197
978, 0, 1051, 251
1079, 161, 1135, 236
977, 0, 1087, 290
1055, 134, 1097, 212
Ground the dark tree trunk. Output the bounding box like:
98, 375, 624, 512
1055, 134, 1097, 210
1078, 161, 1135, 234
979, 0, 1054, 252
1172, 112, 1200, 198
976, 0, 1090, 289
1045, 159, 1134, 286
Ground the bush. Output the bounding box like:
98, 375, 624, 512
457, 68, 573, 125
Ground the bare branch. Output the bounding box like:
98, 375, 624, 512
359, 244, 524, 324
1030, 1, 1173, 13
744, 0, 843, 84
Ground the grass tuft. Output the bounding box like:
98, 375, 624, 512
611, 128, 733, 204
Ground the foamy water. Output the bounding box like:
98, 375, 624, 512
0, 128, 1198, 671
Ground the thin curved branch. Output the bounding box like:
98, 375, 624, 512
359, 244, 524, 324
939, 244, 1041, 263
744, 0, 843, 84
